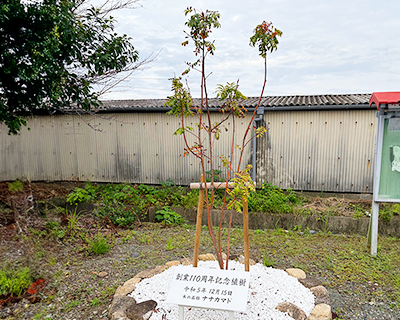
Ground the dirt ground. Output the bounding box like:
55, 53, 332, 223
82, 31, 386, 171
1, 181, 398, 320
0, 180, 155, 320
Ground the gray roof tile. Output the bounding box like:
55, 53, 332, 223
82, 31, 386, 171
100, 93, 371, 111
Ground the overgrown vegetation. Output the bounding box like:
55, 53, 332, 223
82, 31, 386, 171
66, 181, 189, 227
64, 181, 400, 223
248, 183, 301, 214
154, 206, 183, 225
96, 201, 138, 228
65, 181, 306, 228
380, 203, 400, 222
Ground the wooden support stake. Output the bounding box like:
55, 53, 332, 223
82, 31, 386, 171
243, 195, 250, 272
193, 174, 205, 267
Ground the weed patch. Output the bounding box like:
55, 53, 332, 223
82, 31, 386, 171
165, 237, 175, 250
66, 207, 81, 230
90, 297, 102, 306
64, 181, 379, 226
262, 254, 275, 267
89, 234, 110, 255
44, 221, 66, 239
380, 203, 400, 222
66, 182, 188, 226
8, 180, 24, 193
66, 182, 97, 205
0, 266, 32, 296
120, 230, 137, 243
96, 201, 138, 227
248, 183, 302, 214
155, 206, 183, 225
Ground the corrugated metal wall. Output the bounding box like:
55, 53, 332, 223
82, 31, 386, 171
0, 113, 251, 185
0, 109, 377, 192
256, 109, 377, 192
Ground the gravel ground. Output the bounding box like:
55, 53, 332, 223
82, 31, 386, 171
329, 288, 399, 320
1, 222, 399, 320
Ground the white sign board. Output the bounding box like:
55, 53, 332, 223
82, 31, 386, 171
166, 265, 250, 312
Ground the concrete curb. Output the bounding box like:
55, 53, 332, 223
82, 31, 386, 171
149, 207, 400, 237
62, 202, 400, 237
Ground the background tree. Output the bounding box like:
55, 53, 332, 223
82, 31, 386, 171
0, 0, 151, 134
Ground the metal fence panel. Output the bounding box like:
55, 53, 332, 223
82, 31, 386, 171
0, 113, 251, 185
256, 109, 376, 192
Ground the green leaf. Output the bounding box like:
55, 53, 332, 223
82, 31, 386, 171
249, 21, 282, 58
0, 0, 139, 134
173, 127, 185, 135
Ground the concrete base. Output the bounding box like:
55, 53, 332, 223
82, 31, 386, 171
148, 207, 400, 237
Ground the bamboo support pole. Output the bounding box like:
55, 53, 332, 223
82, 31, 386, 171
243, 195, 250, 272
189, 182, 235, 190
193, 175, 205, 267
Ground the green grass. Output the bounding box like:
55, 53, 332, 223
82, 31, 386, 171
262, 254, 275, 267
0, 266, 32, 296
64, 299, 81, 312
8, 180, 24, 192
246, 227, 400, 303
380, 203, 400, 222
90, 234, 111, 255
126, 225, 393, 294
67, 207, 81, 230
90, 297, 102, 306
120, 230, 137, 243
165, 237, 175, 250
132, 223, 400, 306
136, 233, 154, 245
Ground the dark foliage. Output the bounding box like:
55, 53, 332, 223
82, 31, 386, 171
0, 0, 138, 134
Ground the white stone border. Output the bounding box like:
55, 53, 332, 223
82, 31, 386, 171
109, 254, 332, 320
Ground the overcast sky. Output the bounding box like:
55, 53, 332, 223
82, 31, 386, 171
98, 0, 400, 100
